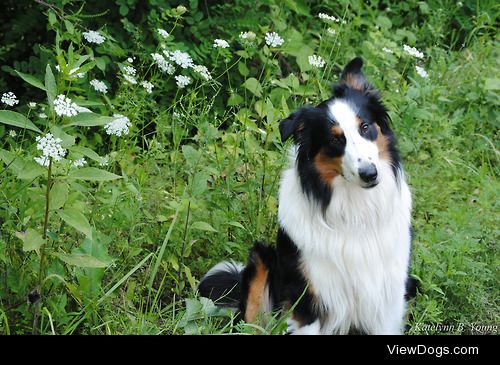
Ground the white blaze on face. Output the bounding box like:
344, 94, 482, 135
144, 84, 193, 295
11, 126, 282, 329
328, 100, 380, 186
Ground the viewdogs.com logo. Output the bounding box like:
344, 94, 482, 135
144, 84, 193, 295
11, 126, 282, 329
411, 322, 498, 334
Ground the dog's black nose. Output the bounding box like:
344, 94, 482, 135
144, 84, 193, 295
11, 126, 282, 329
359, 163, 378, 183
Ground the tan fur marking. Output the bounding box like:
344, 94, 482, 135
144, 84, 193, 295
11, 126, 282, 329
244, 259, 269, 323
374, 124, 390, 161
331, 125, 343, 137
314, 148, 342, 184
344, 73, 366, 91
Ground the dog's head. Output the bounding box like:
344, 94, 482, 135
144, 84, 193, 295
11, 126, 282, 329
279, 57, 401, 206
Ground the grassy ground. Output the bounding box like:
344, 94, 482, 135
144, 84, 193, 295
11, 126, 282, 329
0, 1, 498, 334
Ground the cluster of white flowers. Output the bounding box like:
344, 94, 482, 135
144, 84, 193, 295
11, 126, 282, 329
104, 114, 131, 137
54, 94, 79, 117
382, 47, 394, 54
99, 155, 109, 166
308, 55, 326, 68
34, 133, 67, 166
192, 65, 212, 81
9, 130, 17, 138
415, 65, 429, 78
175, 75, 191, 89
82, 30, 106, 44
151, 53, 175, 74
239, 31, 256, 41
265, 32, 284, 47
69, 67, 86, 79
141, 80, 154, 94
28, 102, 37, 108
90, 79, 108, 94
165, 50, 194, 69
122, 64, 137, 84
157, 28, 169, 39
327, 28, 336, 36
403, 44, 424, 59
72, 158, 87, 168
213, 39, 230, 49
318, 13, 340, 23
1, 92, 19, 106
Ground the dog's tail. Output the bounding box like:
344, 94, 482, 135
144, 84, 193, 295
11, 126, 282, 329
198, 241, 276, 323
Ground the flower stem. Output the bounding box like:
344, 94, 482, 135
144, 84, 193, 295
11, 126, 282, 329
32, 157, 52, 335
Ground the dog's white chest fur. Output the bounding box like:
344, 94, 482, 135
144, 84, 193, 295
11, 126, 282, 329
278, 153, 412, 335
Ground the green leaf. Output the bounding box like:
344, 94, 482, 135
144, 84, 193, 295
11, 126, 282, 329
484, 78, 500, 90
0, 149, 46, 180
45, 65, 57, 116
238, 61, 249, 77
0, 111, 42, 133
227, 221, 245, 230
64, 20, 74, 34
66, 167, 121, 181
49, 181, 69, 211
57, 208, 92, 237
95, 57, 107, 72
55, 253, 109, 268
48, 11, 57, 26
14, 71, 46, 91
376, 15, 392, 30
191, 221, 217, 232
69, 146, 105, 163
243, 77, 263, 97
227, 93, 243, 106
50, 125, 75, 148
16, 228, 45, 252
66, 113, 116, 127
191, 171, 209, 196
182, 145, 200, 167
71, 60, 96, 75
183, 265, 196, 291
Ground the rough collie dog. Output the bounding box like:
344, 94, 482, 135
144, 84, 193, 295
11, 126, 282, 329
199, 57, 415, 335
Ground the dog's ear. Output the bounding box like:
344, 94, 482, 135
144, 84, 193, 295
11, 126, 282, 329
279, 110, 302, 142
340, 57, 369, 92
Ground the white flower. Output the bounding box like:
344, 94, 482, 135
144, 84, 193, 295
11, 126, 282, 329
213, 39, 230, 49
74, 105, 92, 113
55, 65, 60, 72
165, 50, 194, 69
1, 92, 19, 106
308, 55, 326, 68
123, 65, 136, 75
415, 65, 429, 78
382, 47, 393, 54
403, 44, 424, 59
83, 30, 105, 44
72, 158, 87, 168
239, 31, 256, 41
151, 53, 175, 74
157, 28, 169, 39
34, 133, 67, 166
175, 75, 191, 89
127, 57, 134, 63
99, 155, 109, 166
104, 114, 131, 137
39, 113, 47, 119
122, 74, 137, 85
69, 68, 86, 79
193, 65, 212, 81
9, 130, 17, 138
141, 81, 154, 94
265, 32, 284, 48
327, 28, 336, 36
53, 94, 79, 117
28, 102, 37, 108
318, 13, 340, 23
90, 79, 108, 94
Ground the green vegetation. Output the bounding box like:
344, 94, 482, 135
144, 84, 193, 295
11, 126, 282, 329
0, 0, 498, 334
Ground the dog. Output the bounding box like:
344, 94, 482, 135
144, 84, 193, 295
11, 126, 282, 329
198, 57, 415, 335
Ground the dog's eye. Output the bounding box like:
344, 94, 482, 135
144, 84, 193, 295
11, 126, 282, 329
360, 123, 369, 134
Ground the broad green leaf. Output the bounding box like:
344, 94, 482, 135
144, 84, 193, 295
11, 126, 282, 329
71, 60, 96, 76
69, 146, 104, 163
66, 113, 116, 127
16, 228, 45, 252
191, 171, 209, 196
0, 149, 46, 180
45, 65, 56, 116
283, 0, 310, 16
64, 20, 74, 34
14, 71, 46, 91
49, 181, 68, 211
48, 11, 57, 26
50, 125, 75, 148
55, 252, 109, 268
0, 111, 42, 133
243, 77, 263, 97
66, 167, 121, 181
95, 57, 107, 72
227, 221, 245, 230
191, 221, 217, 232
484, 78, 500, 90
183, 265, 196, 291
238, 61, 249, 77
182, 145, 200, 167
227, 93, 243, 106
57, 208, 92, 237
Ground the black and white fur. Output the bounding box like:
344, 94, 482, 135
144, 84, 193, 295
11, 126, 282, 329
198, 57, 415, 335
